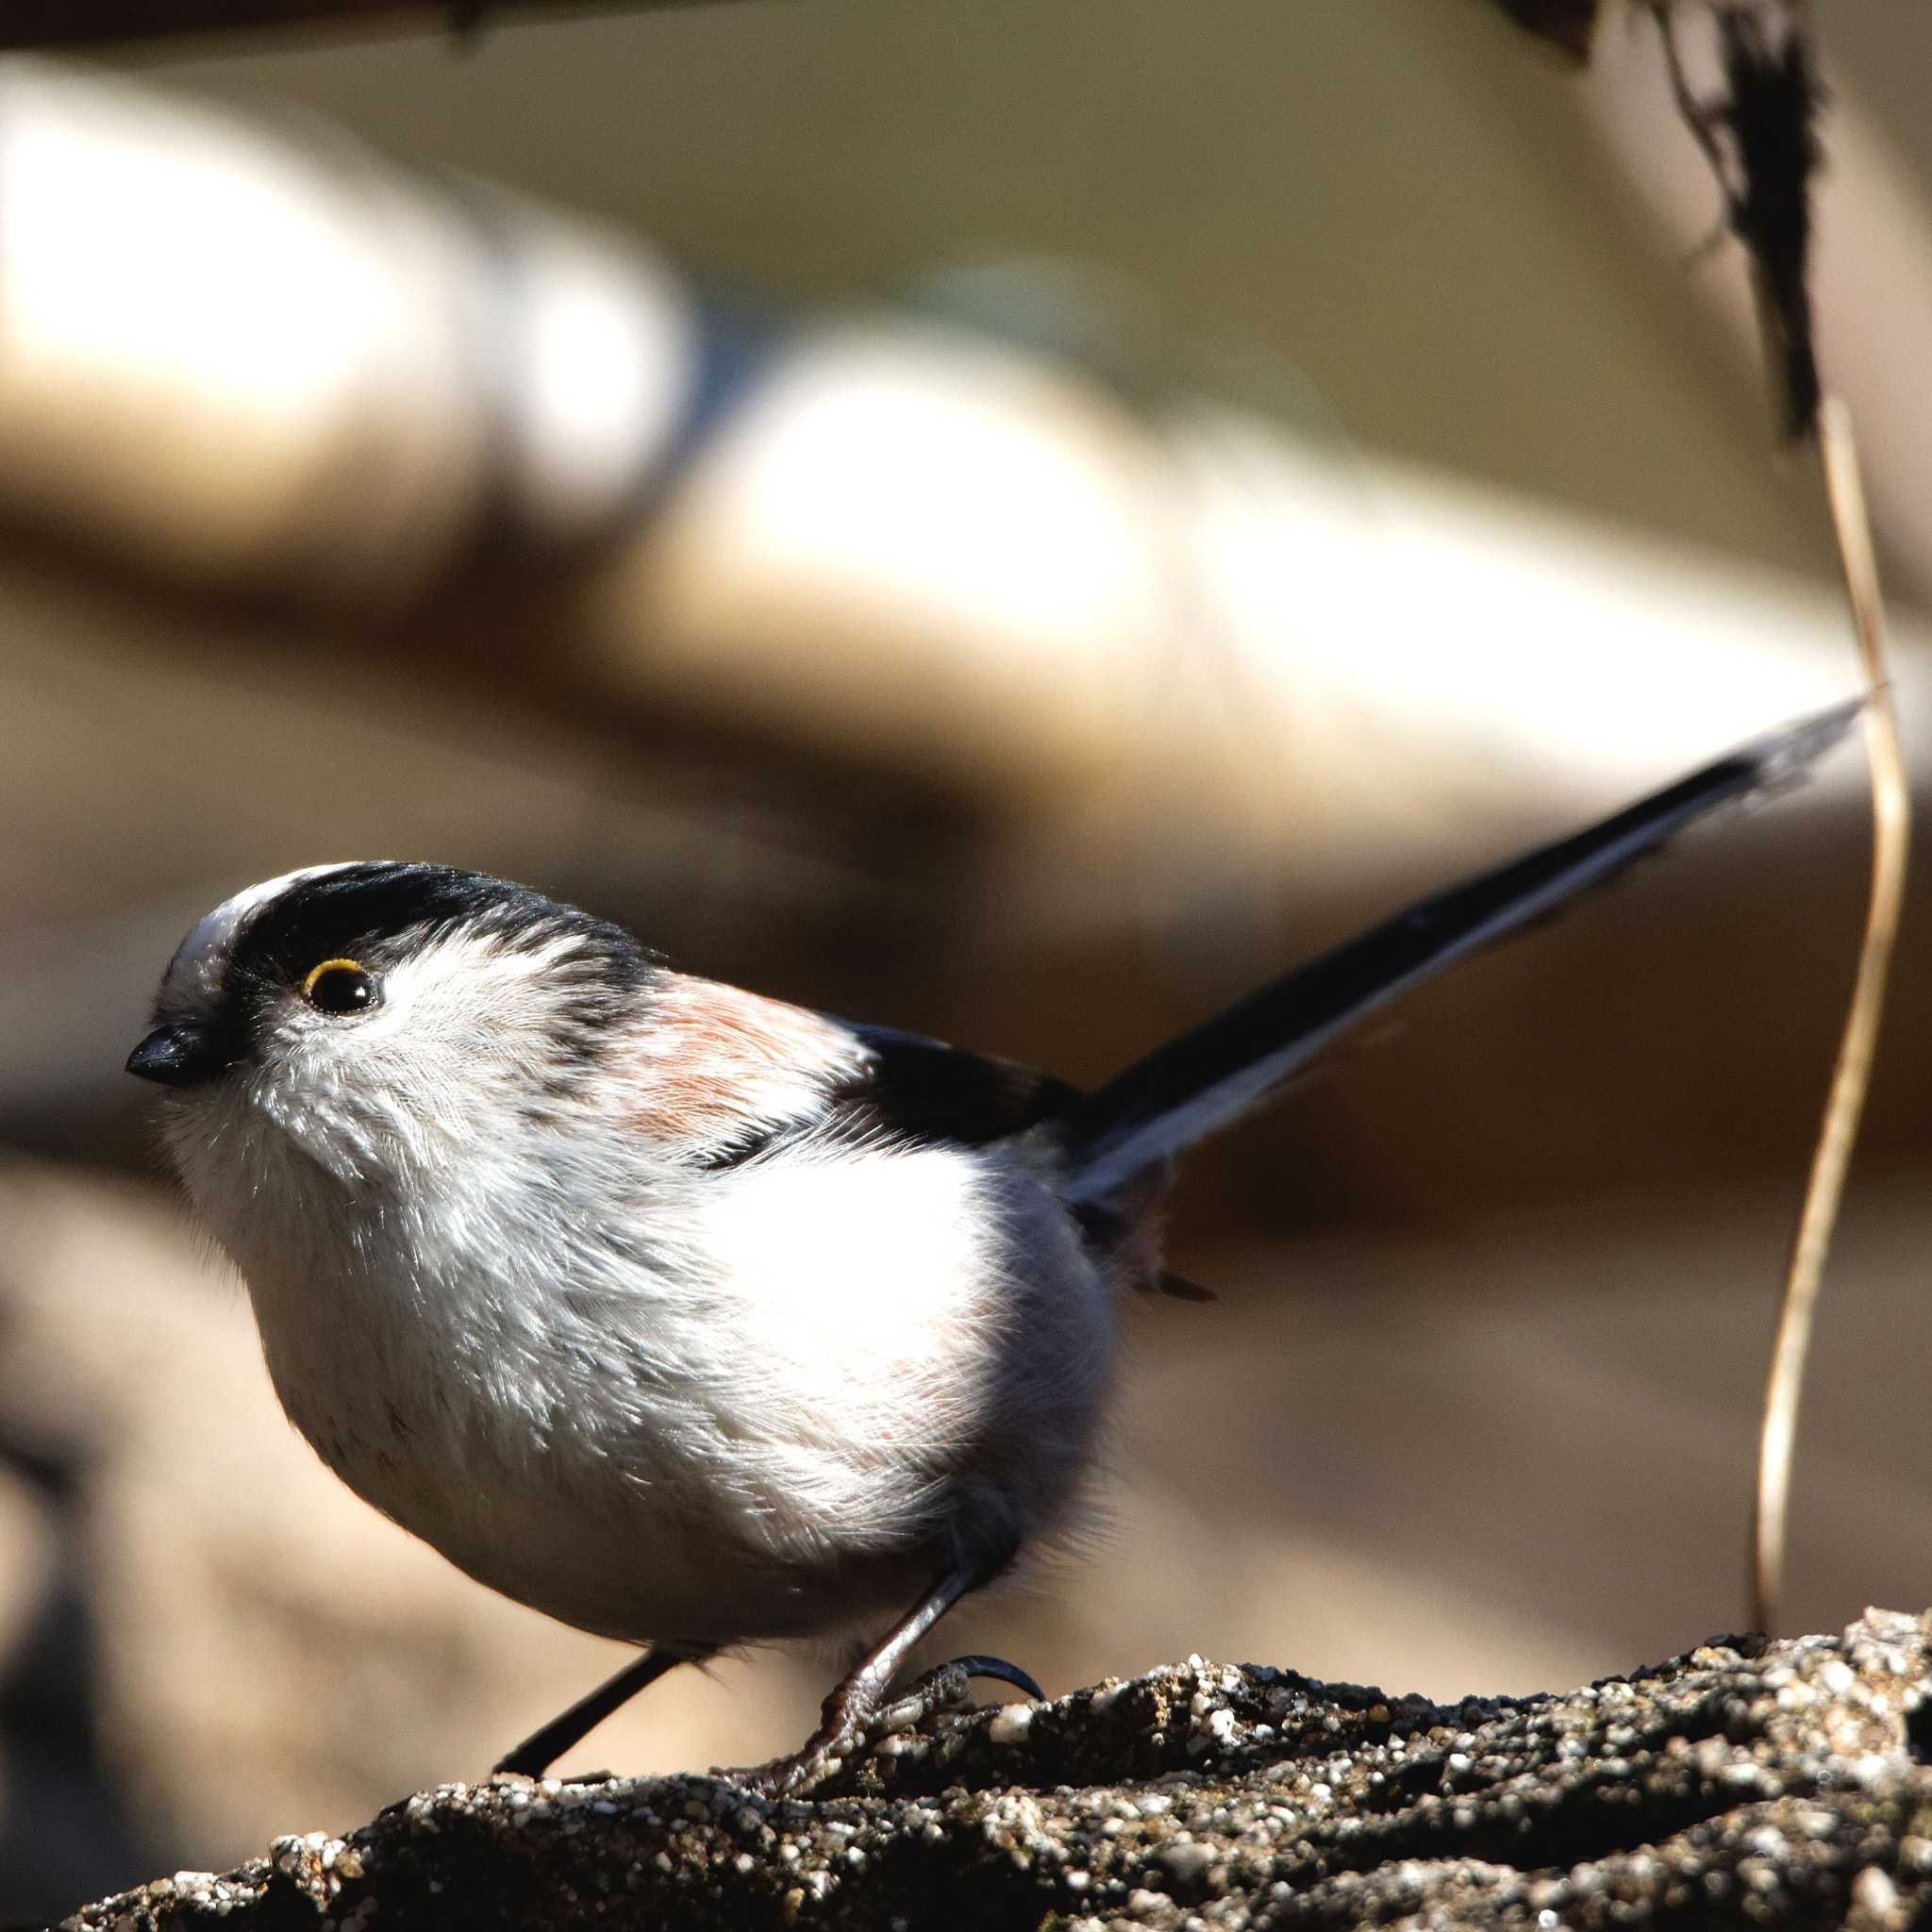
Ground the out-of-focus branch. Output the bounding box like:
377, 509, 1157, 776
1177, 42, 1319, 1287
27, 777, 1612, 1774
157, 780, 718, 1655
0, 59, 1178, 802
0, 0, 733, 55
0, 59, 1852, 832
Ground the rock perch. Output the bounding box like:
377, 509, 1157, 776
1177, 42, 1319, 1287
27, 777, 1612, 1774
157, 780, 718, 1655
59, 1609, 1932, 1929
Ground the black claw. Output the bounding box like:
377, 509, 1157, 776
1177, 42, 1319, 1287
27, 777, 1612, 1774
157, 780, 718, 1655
930, 1654, 1045, 1703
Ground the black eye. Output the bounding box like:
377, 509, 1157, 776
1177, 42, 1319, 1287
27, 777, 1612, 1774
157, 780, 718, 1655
301, 958, 378, 1015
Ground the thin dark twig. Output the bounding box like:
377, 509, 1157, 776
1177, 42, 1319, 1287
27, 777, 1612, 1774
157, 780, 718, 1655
1647, 2, 1824, 436
1651, 2, 1737, 191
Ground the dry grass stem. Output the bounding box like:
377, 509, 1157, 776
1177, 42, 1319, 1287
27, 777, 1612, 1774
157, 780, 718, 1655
1750, 395, 1911, 1632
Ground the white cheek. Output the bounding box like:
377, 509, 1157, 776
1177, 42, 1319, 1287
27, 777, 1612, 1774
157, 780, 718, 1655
250, 938, 574, 1176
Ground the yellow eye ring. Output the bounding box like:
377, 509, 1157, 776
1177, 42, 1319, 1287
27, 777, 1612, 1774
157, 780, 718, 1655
301, 958, 378, 1015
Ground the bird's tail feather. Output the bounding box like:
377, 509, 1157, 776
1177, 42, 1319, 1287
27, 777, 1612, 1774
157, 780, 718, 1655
1058, 699, 1859, 1206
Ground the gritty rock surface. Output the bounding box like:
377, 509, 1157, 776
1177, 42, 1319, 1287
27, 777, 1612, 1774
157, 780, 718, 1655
58, 1609, 1932, 1930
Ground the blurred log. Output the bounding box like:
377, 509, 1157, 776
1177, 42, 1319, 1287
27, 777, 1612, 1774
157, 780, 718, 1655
0, 58, 1857, 830
0, 58, 1182, 802
57, 1612, 1932, 1929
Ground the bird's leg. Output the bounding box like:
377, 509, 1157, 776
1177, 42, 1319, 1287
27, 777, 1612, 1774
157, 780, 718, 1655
741, 1568, 1038, 1796
493, 1644, 706, 1778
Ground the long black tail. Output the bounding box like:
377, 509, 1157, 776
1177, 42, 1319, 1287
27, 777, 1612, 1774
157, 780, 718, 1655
1058, 700, 1859, 1205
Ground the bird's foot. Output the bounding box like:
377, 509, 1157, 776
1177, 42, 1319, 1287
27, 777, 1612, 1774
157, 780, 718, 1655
731, 1653, 1043, 1798
874, 1652, 1043, 1734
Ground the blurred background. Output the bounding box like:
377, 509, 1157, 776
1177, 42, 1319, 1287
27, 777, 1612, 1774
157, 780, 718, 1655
0, 0, 1928, 1919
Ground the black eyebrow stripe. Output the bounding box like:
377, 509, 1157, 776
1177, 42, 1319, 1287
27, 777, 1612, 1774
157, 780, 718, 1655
207, 862, 651, 1076
228, 864, 543, 982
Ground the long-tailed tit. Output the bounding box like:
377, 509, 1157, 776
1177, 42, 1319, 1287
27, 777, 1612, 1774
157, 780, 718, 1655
125, 702, 1852, 1790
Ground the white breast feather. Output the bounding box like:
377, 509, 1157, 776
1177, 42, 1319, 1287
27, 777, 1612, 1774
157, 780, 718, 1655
690, 1141, 1002, 1531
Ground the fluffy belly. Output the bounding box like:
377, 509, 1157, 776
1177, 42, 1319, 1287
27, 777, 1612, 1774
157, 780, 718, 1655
242, 1141, 1117, 1649
352, 1423, 934, 1646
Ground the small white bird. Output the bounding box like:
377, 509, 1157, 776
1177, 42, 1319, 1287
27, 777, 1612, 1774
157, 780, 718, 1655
127, 704, 1849, 1790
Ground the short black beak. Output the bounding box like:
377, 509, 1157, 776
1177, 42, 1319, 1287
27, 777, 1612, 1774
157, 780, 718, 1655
125, 1023, 228, 1089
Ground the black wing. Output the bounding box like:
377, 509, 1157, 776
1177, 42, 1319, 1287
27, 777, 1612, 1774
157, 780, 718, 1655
694, 1022, 1080, 1167
840, 1024, 1085, 1147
